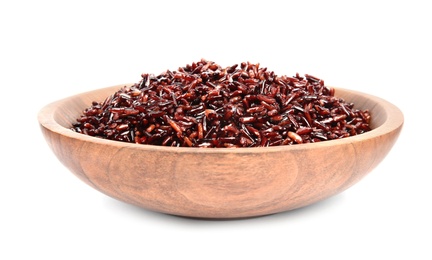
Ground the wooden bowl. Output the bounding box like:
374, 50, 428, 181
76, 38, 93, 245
38, 84, 403, 219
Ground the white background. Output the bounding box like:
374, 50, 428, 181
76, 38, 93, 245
1, 0, 431, 259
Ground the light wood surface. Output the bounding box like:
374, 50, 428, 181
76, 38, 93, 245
38, 85, 403, 218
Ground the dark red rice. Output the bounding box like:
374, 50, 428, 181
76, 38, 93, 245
72, 59, 371, 148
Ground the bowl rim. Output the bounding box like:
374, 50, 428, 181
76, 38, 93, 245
38, 85, 404, 155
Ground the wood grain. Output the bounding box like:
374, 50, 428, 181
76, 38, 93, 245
38, 85, 404, 218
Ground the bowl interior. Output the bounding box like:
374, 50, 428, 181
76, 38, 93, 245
51, 85, 391, 140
